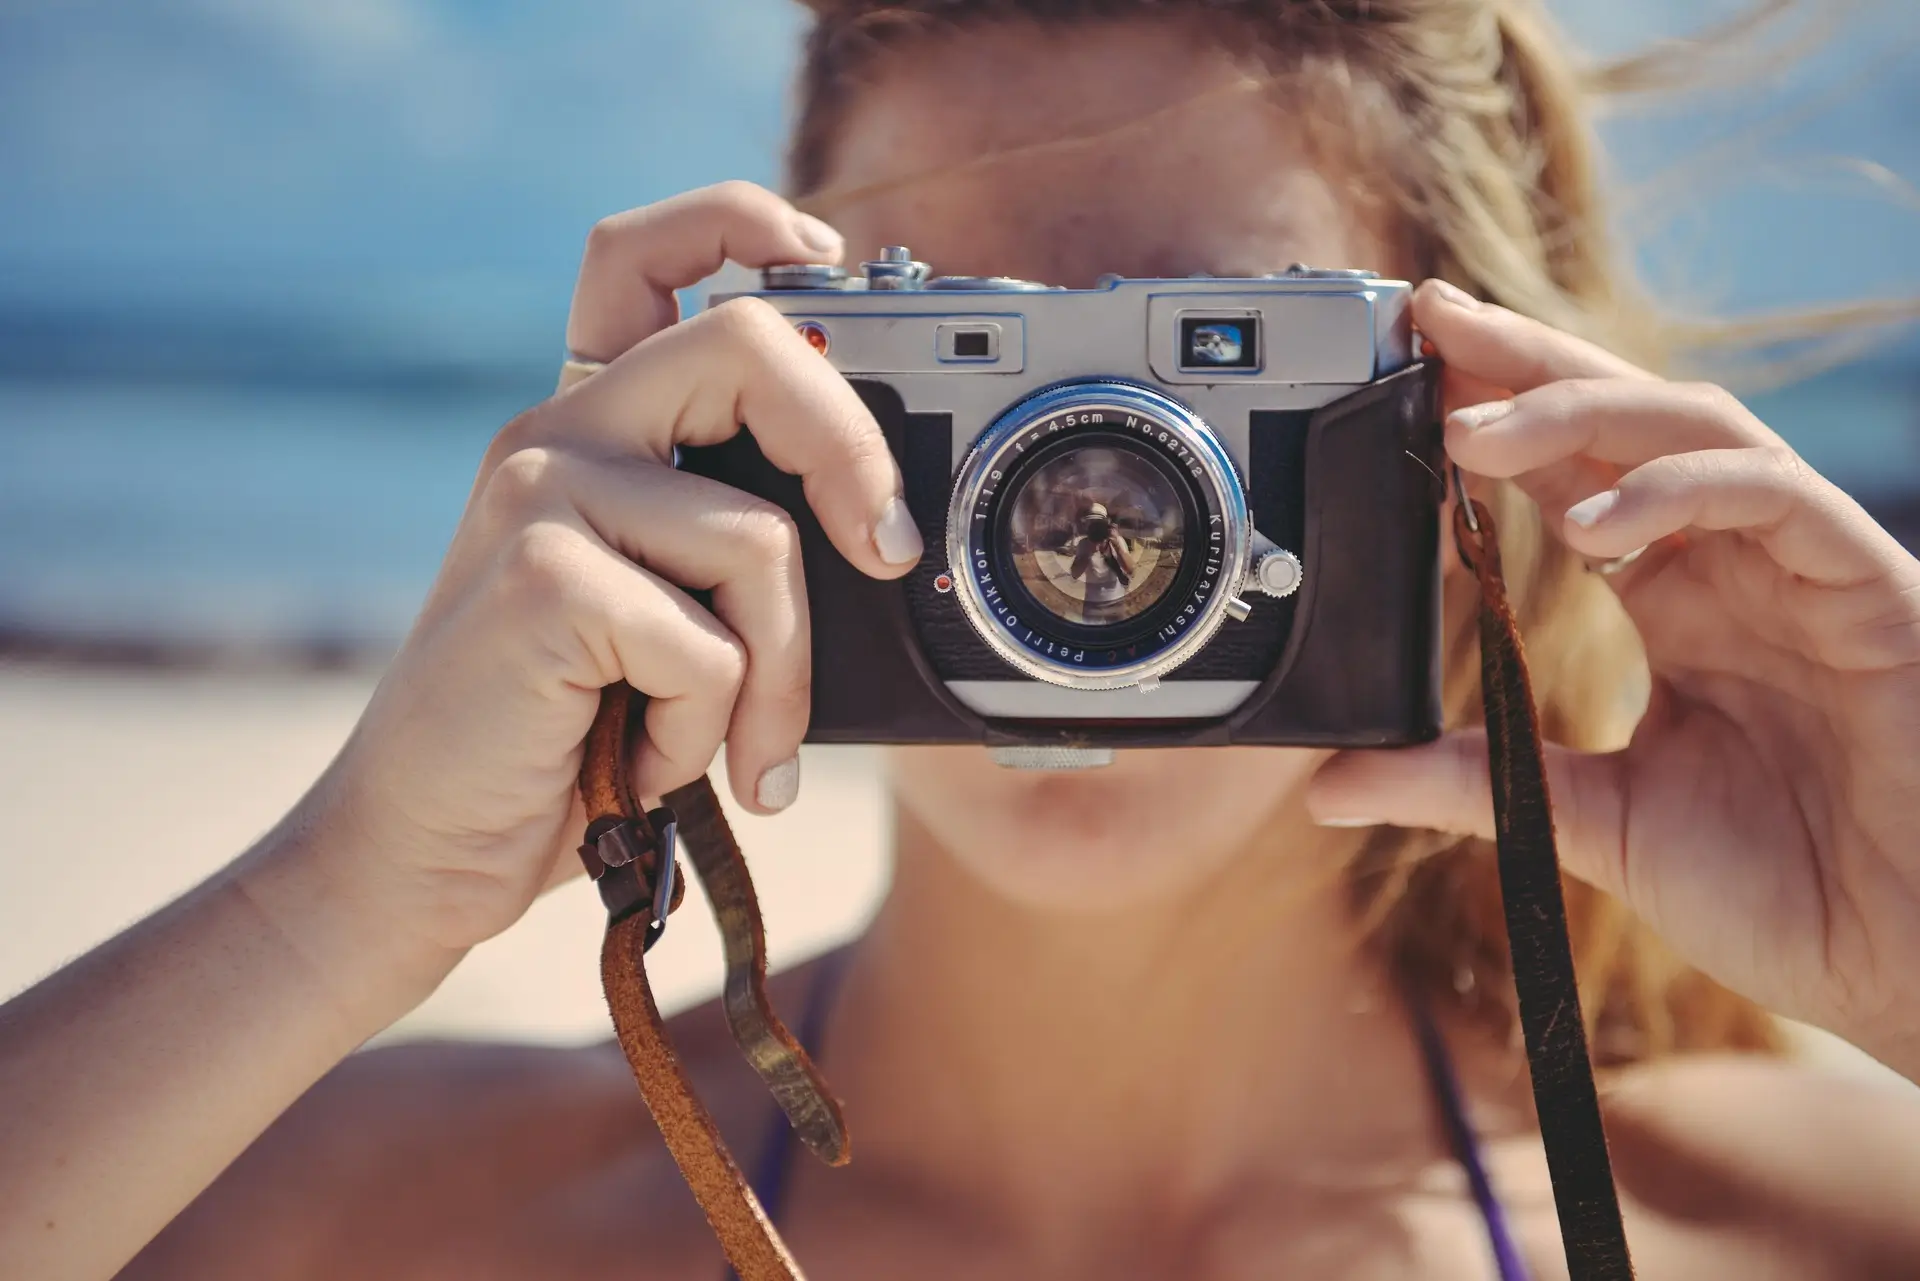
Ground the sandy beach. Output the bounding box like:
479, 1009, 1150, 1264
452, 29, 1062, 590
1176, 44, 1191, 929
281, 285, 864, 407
0, 660, 892, 1045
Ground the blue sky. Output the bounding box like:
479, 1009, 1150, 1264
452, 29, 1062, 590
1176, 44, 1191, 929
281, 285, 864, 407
0, 0, 1915, 355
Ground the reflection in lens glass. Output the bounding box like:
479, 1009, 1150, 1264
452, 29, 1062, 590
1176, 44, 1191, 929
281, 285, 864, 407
1003, 443, 1187, 628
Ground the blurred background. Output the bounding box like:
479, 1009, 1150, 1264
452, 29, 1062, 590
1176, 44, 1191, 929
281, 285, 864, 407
1, 0, 1916, 1049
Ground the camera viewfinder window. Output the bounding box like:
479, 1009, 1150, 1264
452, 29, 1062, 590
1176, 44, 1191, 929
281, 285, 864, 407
939, 322, 1001, 362
1178, 315, 1260, 371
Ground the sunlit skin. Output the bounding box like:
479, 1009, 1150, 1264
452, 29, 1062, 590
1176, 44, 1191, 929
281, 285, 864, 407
6, 16, 1920, 1281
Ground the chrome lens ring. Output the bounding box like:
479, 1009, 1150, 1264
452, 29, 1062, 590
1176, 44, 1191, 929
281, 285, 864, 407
946, 381, 1251, 690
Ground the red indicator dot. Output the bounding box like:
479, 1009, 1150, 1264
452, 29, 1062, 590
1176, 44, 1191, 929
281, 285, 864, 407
795, 321, 830, 355
933, 573, 953, 594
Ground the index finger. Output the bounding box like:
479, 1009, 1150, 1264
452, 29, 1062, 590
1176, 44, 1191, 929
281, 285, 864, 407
565, 181, 845, 364
1412, 279, 1652, 394
563, 297, 921, 581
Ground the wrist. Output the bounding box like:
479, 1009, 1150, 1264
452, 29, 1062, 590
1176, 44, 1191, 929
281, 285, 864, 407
233, 810, 466, 1044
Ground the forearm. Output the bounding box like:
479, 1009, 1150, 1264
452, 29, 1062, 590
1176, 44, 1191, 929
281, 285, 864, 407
0, 821, 458, 1281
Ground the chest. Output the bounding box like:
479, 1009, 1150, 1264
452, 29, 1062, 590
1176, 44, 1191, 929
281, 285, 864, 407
339, 1128, 1799, 1281
368, 1164, 1553, 1281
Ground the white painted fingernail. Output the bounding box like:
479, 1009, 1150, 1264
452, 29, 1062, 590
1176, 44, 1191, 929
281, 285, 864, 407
1448, 399, 1515, 431
872, 497, 924, 565
1317, 817, 1382, 828
793, 214, 842, 258
1567, 489, 1620, 528
755, 757, 800, 812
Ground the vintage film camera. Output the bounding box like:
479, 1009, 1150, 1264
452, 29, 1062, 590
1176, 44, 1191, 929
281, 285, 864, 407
687, 248, 1445, 757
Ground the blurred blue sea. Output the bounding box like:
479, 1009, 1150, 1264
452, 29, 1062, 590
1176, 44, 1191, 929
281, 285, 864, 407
0, 0, 1916, 656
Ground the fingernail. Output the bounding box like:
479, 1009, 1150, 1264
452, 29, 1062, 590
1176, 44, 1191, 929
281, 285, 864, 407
1318, 817, 1382, 829
1567, 489, 1620, 528
793, 214, 843, 258
1449, 399, 1515, 431
873, 496, 924, 565
1428, 279, 1480, 309
755, 756, 800, 811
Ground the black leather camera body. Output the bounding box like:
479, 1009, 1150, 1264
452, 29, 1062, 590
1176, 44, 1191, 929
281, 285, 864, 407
681, 249, 1445, 759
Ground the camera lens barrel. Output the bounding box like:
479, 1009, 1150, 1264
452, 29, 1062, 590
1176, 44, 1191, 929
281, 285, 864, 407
945, 381, 1252, 690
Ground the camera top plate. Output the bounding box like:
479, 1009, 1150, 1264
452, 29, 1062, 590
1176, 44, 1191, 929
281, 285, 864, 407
711, 248, 1415, 477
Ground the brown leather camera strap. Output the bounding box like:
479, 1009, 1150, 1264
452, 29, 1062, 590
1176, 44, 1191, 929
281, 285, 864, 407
577, 685, 848, 1281
1454, 495, 1636, 1281
576, 499, 1632, 1281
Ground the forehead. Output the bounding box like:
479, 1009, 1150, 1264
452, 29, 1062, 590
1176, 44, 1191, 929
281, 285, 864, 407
811, 18, 1404, 288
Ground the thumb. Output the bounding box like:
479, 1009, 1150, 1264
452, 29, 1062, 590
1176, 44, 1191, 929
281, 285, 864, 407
1305, 731, 1632, 900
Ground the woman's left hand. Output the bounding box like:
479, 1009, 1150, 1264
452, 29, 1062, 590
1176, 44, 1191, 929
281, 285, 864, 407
1307, 280, 1920, 1075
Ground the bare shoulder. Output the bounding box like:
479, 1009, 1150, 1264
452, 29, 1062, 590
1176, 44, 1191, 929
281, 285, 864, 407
1602, 1052, 1920, 1278
121, 963, 822, 1281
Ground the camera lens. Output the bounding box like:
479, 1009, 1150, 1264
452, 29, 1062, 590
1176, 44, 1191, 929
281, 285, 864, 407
997, 441, 1189, 632
946, 381, 1252, 690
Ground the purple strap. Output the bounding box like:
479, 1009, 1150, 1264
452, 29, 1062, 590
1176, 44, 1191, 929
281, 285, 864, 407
1412, 994, 1533, 1281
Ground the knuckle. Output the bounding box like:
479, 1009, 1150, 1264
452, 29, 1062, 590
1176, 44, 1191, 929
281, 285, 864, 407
703, 295, 789, 350
1761, 441, 1817, 488
1654, 450, 1715, 489
1524, 379, 1592, 425
480, 445, 563, 519
583, 212, 631, 260
703, 629, 750, 695
1676, 380, 1745, 423
839, 409, 891, 464
758, 655, 812, 705
481, 407, 545, 473
729, 499, 803, 563
1681, 380, 1743, 410
706, 178, 776, 214
498, 519, 590, 610
750, 674, 814, 729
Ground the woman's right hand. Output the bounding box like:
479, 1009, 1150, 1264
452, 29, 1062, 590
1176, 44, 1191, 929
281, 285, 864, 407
274, 181, 922, 973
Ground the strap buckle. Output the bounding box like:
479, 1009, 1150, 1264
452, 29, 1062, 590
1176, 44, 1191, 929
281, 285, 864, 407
578, 806, 680, 951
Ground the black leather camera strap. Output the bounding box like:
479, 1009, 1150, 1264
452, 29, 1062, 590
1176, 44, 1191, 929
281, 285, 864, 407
1453, 495, 1636, 1280
574, 500, 1634, 1281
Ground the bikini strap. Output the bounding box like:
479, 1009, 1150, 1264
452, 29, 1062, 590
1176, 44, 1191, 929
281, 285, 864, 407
1411, 994, 1534, 1281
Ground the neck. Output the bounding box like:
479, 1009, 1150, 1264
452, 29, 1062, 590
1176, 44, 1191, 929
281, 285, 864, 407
825, 787, 1453, 1255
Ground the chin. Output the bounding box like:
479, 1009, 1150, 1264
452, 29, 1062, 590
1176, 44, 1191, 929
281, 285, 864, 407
886, 743, 1322, 915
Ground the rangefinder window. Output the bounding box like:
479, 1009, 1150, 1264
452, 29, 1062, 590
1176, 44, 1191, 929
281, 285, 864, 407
1177, 314, 1261, 372
937, 321, 1001, 362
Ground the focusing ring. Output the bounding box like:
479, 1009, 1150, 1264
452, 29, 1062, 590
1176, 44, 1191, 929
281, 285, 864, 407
945, 381, 1251, 690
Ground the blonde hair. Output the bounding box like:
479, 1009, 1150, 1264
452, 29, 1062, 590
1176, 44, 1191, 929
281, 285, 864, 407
787, 0, 1786, 1062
